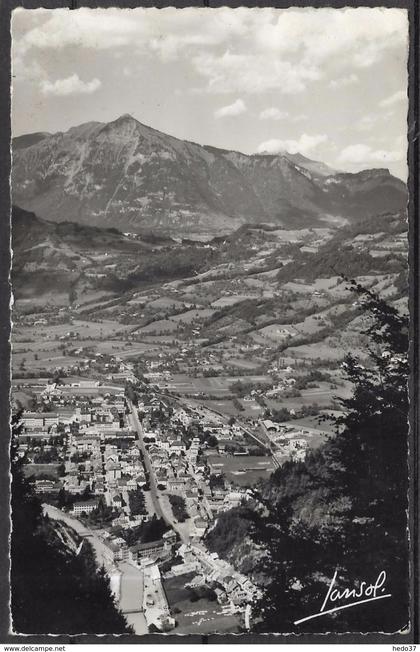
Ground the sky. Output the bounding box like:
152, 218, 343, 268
11, 7, 408, 179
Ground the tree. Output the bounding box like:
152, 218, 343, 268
168, 494, 189, 522
82, 484, 92, 500
204, 433, 218, 448
57, 487, 73, 510
128, 487, 146, 516
251, 280, 409, 633
123, 515, 168, 546
232, 397, 244, 412
125, 381, 138, 406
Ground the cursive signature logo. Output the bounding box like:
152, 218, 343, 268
294, 569, 392, 625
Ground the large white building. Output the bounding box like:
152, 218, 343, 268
72, 499, 99, 516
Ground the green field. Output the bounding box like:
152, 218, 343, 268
135, 319, 179, 334
170, 308, 215, 323
211, 295, 255, 308
206, 454, 274, 487
199, 398, 263, 418
166, 374, 272, 397
23, 464, 61, 478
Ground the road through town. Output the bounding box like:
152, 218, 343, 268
126, 399, 189, 543
127, 399, 163, 519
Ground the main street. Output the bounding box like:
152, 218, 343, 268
126, 399, 189, 543
127, 399, 163, 519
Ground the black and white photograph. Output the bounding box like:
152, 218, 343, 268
5, 3, 415, 640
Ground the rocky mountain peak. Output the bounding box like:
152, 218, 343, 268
12, 116, 407, 237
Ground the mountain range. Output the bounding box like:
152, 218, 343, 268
12, 114, 406, 236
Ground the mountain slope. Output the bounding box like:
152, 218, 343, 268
11, 204, 148, 305
11, 204, 221, 305
13, 131, 51, 150
12, 115, 406, 235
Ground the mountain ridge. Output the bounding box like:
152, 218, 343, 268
12, 114, 406, 236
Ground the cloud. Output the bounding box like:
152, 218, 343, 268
13, 7, 250, 57
292, 114, 308, 122
193, 50, 321, 95
355, 110, 394, 131
338, 143, 403, 164
356, 113, 378, 131
14, 6, 407, 67
214, 99, 247, 118
40, 74, 101, 96
255, 8, 407, 69
259, 107, 288, 120
379, 90, 406, 107
257, 133, 327, 155
329, 73, 358, 89
15, 8, 139, 54
138, 8, 252, 61
12, 54, 45, 82
190, 8, 406, 96
13, 7, 408, 99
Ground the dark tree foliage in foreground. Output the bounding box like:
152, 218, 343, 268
206, 281, 409, 633
11, 414, 132, 634
252, 280, 409, 633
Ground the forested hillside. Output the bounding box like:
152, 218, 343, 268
276, 211, 407, 284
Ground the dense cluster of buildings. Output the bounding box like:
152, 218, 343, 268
262, 419, 310, 462
139, 401, 253, 529
168, 543, 262, 607
15, 378, 302, 632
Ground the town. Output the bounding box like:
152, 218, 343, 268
13, 352, 327, 634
